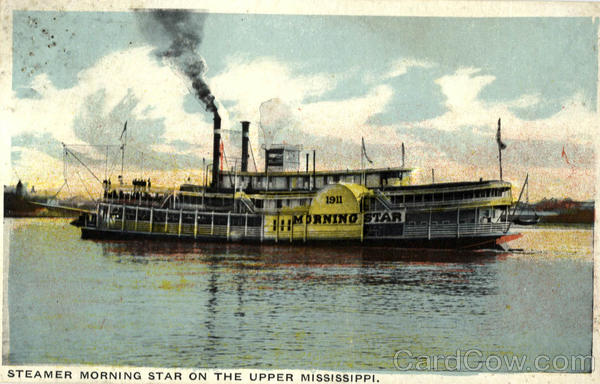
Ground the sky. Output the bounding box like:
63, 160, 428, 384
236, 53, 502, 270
4, 11, 598, 201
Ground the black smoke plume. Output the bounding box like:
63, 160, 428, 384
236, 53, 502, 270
137, 9, 217, 112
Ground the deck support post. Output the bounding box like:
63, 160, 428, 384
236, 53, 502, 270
457, 208, 460, 238
194, 210, 198, 238
122, 205, 126, 231
178, 209, 182, 237
149, 207, 153, 233
226, 211, 231, 241
275, 213, 279, 243
260, 215, 264, 243
96, 204, 100, 228
360, 212, 364, 243
164, 208, 168, 233
244, 212, 248, 238
107, 204, 111, 229
428, 208, 432, 240
211, 211, 214, 235
303, 214, 307, 243
135, 206, 139, 231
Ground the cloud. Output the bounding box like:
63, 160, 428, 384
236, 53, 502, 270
385, 58, 435, 79
211, 56, 337, 121
4, 46, 220, 190
298, 85, 395, 144
415, 67, 596, 147
7, 46, 216, 148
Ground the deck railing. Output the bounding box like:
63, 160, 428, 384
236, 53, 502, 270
401, 222, 509, 239
91, 203, 510, 242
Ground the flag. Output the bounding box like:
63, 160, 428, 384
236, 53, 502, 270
496, 118, 507, 150
119, 121, 127, 141
401, 142, 405, 167
561, 145, 570, 165
362, 137, 373, 164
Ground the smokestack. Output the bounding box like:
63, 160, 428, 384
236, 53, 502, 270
241, 121, 250, 172
212, 111, 221, 189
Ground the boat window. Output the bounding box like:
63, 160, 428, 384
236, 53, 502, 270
366, 174, 380, 188
406, 195, 414, 204
424, 194, 432, 202
434, 193, 443, 201
277, 200, 283, 208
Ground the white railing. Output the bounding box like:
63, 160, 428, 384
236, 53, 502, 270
402, 222, 508, 238
93, 203, 510, 242
386, 195, 511, 209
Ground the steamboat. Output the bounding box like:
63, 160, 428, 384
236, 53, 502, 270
71, 112, 521, 250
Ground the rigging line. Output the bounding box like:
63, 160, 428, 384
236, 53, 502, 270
223, 148, 235, 187
64, 147, 103, 185
65, 178, 74, 199
63, 144, 121, 147
249, 141, 258, 172
126, 142, 183, 170
63, 146, 67, 182
74, 168, 97, 203
51, 180, 67, 200
106, 146, 122, 181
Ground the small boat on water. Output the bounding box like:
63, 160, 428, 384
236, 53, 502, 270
513, 215, 541, 226
510, 173, 540, 226
71, 111, 522, 250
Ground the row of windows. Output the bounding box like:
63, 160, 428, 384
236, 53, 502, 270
221, 172, 408, 191
390, 188, 507, 205
106, 208, 262, 226
257, 198, 312, 209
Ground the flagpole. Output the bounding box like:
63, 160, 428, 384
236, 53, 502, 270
499, 140, 502, 181
401, 142, 405, 168
361, 137, 364, 185
120, 121, 127, 185
497, 118, 504, 181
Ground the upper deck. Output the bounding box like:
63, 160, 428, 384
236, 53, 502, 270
209, 166, 413, 194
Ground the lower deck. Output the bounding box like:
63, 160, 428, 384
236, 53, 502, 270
75, 201, 514, 250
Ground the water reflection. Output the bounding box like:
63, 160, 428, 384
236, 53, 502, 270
98, 240, 505, 264
99, 241, 505, 298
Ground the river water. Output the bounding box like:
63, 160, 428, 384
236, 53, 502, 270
3, 218, 593, 372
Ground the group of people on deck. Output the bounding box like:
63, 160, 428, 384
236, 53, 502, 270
132, 178, 151, 189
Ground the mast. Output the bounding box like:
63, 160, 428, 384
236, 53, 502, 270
401, 142, 405, 168
496, 118, 507, 181
120, 144, 124, 185
119, 121, 127, 185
